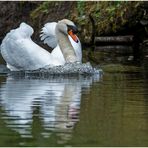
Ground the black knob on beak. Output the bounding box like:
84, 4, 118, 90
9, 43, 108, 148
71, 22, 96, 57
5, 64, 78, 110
68, 25, 78, 34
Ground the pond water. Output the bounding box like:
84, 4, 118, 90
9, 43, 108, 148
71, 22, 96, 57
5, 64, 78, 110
0, 52, 148, 146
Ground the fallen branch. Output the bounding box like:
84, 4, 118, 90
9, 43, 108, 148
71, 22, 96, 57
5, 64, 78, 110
95, 35, 134, 44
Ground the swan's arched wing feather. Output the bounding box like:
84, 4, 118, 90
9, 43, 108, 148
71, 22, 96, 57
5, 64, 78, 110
1, 23, 52, 70
1, 38, 52, 70
1, 23, 34, 70
40, 22, 57, 49
1, 38, 31, 70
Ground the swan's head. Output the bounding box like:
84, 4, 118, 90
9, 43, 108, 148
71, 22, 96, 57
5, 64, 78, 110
57, 19, 79, 43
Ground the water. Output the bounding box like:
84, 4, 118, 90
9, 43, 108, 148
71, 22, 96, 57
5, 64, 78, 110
0, 61, 148, 146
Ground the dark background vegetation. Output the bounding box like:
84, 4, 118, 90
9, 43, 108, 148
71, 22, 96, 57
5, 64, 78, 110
0, 1, 148, 63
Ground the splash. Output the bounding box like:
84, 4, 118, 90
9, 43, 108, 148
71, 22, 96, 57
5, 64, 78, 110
0, 62, 103, 76
36, 62, 101, 74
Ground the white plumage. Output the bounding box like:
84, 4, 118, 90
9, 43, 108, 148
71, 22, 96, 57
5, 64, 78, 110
0, 20, 82, 71
40, 22, 57, 48
40, 21, 82, 62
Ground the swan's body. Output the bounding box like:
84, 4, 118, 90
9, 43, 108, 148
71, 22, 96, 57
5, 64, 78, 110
0, 19, 82, 71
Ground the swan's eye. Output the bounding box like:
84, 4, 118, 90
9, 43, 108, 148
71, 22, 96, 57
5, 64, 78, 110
67, 25, 78, 34
68, 30, 79, 43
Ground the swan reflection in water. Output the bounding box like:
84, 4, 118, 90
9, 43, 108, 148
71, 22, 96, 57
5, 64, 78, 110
0, 74, 101, 143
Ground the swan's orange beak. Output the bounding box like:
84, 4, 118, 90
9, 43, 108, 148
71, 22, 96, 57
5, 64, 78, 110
68, 30, 79, 43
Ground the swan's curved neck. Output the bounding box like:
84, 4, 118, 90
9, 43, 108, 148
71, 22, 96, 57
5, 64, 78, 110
55, 23, 77, 63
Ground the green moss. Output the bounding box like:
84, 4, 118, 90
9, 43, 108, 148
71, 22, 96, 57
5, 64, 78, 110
72, 1, 143, 40
77, 1, 85, 17
30, 2, 51, 19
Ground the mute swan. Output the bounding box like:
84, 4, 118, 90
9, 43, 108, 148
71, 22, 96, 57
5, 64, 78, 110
0, 19, 82, 71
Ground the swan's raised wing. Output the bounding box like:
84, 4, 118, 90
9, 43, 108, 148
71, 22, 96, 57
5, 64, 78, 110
1, 22, 52, 71
40, 22, 57, 49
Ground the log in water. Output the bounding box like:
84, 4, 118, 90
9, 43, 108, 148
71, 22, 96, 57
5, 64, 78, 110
95, 36, 134, 45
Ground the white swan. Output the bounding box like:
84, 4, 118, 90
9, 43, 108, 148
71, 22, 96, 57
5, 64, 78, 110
0, 19, 82, 71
